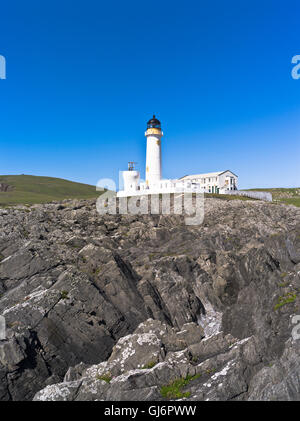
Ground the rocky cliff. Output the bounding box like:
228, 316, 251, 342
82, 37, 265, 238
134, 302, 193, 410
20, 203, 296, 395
0, 198, 299, 401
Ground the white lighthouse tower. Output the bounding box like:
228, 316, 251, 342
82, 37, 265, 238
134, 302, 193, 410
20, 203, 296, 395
145, 115, 163, 188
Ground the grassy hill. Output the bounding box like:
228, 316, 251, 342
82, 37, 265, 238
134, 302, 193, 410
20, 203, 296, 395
0, 175, 104, 206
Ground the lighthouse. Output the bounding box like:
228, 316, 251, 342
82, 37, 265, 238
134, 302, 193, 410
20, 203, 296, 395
116, 114, 236, 198
145, 115, 163, 188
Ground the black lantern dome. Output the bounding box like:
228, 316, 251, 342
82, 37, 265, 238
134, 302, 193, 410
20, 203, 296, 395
147, 115, 161, 129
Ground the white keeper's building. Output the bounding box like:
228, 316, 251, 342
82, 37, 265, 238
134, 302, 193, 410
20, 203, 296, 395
117, 116, 238, 197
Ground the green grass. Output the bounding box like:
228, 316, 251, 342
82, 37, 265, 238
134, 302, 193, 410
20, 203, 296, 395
60, 290, 69, 300
247, 188, 300, 207
203, 188, 300, 207
141, 360, 157, 369
207, 188, 300, 207
160, 374, 201, 399
274, 292, 297, 310
0, 174, 104, 206
279, 198, 300, 207
205, 193, 254, 201
96, 373, 112, 383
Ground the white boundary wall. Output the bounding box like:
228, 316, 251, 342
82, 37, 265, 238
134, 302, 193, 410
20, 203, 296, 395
226, 190, 272, 202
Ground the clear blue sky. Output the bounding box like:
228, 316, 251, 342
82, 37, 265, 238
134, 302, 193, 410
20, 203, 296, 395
0, 0, 299, 189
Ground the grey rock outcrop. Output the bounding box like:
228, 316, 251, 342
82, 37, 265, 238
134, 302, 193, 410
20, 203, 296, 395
0, 197, 299, 401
